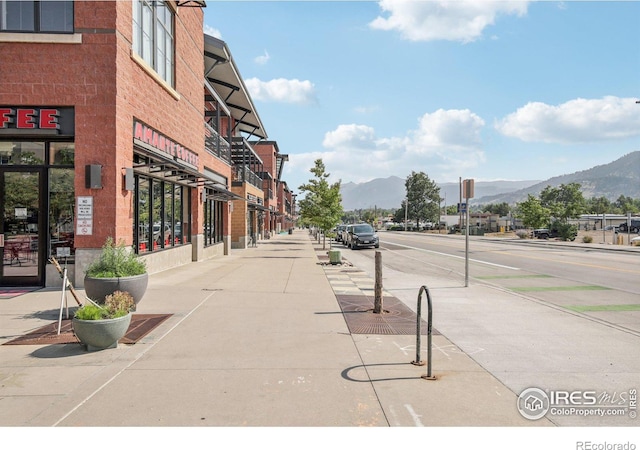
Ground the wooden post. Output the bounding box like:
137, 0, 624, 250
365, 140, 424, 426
49, 257, 82, 306
374, 251, 383, 314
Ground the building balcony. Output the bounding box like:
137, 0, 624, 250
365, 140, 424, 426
205, 122, 231, 164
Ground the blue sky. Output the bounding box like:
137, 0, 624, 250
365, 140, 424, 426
203, 1, 640, 195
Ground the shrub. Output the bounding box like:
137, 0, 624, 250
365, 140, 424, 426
516, 230, 529, 239
582, 235, 593, 243
85, 237, 146, 278
550, 221, 578, 241
74, 290, 135, 320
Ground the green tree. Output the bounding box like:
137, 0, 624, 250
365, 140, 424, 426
483, 202, 511, 216
362, 210, 375, 225
585, 196, 611, 215
445, 204, 459, 215
516, 194, 549, 229
613, 195, 640, 214
405, 171, 440, 228
393, 201, 407, 225
297, 159, 343, 249
539, 183, 586, 223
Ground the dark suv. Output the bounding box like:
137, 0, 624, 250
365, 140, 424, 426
532, 227, 577, 241
618, 219, 640, 233
346, 223, 379, 249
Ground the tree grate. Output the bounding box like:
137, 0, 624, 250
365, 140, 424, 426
335, 294, 439, 336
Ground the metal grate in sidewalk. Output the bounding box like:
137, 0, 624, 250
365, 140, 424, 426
335, 294, 438, 336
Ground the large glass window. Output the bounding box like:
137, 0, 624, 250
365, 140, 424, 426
132, 0, 174, 86
0, 0, 73, 33
203, 192, 224, 247
136, 177, 150, 252
133, 166, 190, 254
0, 142, 45, 165
49, 167, 74, 258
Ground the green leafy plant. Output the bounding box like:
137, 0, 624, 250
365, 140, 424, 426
582, 235, 593, 243
74, 290, 135, 320
85, 237, 146, 278
550, 220, 578, 241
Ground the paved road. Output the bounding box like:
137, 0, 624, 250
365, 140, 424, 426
336, 231, 640, 426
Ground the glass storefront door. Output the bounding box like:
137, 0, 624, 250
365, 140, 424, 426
0, 169, 44, 286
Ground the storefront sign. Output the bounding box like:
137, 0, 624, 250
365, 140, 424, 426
0, 106, 75, 136
133, 119, 199, 168
76, 196, 93, 236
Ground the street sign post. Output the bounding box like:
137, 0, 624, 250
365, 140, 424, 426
463, 179, 474, 287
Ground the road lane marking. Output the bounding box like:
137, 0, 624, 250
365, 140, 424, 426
565, 304, 640, 312
493, 250, 640, 275
380, 241, 520, 270
510, 285, 611, 292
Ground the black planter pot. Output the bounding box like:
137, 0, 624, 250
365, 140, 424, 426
83, 273, 148, 305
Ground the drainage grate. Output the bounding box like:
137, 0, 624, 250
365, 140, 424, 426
4, 314, 173, 346
335, 294, 438, 336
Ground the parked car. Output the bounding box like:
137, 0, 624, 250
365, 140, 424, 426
532, 227, 577, 241
335, 224, 347, 243
341, 225, 352, 244
346, 223, 379, 250
618, 219, 640, 234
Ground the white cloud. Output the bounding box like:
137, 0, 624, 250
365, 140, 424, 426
354, 105, 381, 114
495, 96, 640, 144
369, 0, 529, 43
203, 25, 222, 39
286, 108, 486, 186
322, 124, 377, 149
409, 109, 485, 153
254, 50, 270, 65
245, 78, 317, 104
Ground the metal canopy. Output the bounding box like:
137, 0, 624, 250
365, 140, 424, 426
204, 34, 267, 140
133, 152, 242, 200
176, 0, 206, 7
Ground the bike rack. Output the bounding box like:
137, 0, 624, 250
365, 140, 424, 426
411, 285, 436, 380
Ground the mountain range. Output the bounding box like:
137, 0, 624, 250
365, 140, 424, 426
339, 151, 640, 211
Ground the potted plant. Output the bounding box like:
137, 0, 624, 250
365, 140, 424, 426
72, 290, 135, 351
84, 237, 148, 306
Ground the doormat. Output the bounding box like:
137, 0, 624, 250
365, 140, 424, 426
3, 313, 172, 346
0, 287, 40, 299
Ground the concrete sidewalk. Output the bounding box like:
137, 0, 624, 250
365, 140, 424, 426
1, 229, 549, 427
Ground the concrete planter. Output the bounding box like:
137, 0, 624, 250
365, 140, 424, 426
72, 313, 132, 351
84, 273, 148, 306
328, 250, 342, 265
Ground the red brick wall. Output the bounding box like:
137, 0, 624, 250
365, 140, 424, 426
0, 1, 234, 250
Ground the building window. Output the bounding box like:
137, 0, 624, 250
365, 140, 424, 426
0, 0, 73, 33
203, 193, 223, 246
134, 173, 190, 254
132, 0, 174, 86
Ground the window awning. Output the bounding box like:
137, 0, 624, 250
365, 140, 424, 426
248, 203, 270, 212
133, 149, 243, 201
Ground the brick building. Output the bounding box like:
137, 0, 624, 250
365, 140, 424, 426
0, 1, 292, 288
